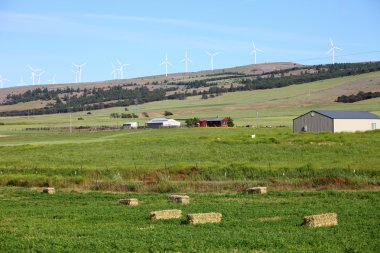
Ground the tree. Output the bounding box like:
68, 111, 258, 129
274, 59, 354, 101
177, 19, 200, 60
164, 111, 173, 116
185, 118, 199, 127
226, 117, 234, 127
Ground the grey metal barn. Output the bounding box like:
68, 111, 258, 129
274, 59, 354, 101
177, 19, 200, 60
293, 110, 380, 133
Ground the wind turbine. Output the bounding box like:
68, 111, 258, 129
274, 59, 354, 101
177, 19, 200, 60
327, 39, 342, 64
251, 42, 263, 64
47, 74, 56, 84
36, 71, 44, 85
111, 64, 118, 80
180, 50, 192, 73
27, 65, 42, 85
0, 75, 9, 89
160, 52, 172, 77
71, 69, 79, 83
116, 59, 130, 79
206, 51, 219, 71
73, 63, 86, 82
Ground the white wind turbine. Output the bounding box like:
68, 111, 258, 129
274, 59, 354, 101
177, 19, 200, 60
206, 51, 219, 71
251, 42, 263, 64
327, 39, 342, 64
111, 64, 119, 80
73, 63, 86, 82
35, 71, 44, 85
0, 75, 9, 89
160, 52, 173, 77
116, 59, 130, 79
180, 50, 192, 73
27, 65, 42, 85
47, 74, 57, 84
71, 69, 79, 83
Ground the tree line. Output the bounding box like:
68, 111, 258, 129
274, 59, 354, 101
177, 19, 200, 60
336, 91, 380, 103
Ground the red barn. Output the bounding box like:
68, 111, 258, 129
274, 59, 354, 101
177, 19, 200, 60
199, 118, 229, 127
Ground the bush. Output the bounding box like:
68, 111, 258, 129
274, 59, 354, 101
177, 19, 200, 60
0, 122, 4, 125
185, 118, 199, 127
226, 117, 234, 127
86, 112, 92, 115
164, 111, 173, 116
142, 112, 149, 118
110, 113, 120, 118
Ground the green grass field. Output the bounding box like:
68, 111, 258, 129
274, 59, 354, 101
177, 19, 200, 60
0, 187, 379, 252
0, 128, 379, 190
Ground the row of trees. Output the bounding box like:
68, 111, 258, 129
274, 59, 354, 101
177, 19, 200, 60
336, 91, 380, 103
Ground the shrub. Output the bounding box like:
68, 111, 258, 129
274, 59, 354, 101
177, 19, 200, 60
226, 117, 234, 127
164, 111, 173, 116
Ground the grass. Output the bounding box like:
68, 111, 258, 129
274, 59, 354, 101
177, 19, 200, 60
0, 187, 379, 252
0, 128, 379, 190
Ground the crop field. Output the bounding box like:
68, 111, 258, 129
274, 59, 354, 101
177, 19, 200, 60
0, 127, 379, 191
0, 187, 379, 252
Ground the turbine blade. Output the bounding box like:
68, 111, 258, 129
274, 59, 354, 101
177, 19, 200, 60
335, 47, 343, 51
206, 51, 211, 56
116, 58, 122, 65
330, 39, 334, 47
326, 48, 333, 54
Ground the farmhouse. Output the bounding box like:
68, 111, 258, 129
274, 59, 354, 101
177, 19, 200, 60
145, 118, 181, 128
199, 118, 229, 127
293, 110, 380, 133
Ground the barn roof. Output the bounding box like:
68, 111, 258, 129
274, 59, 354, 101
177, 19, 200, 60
199, 118, 227, 121
315, 110, 380, 119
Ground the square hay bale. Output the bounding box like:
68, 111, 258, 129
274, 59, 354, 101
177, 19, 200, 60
119, 198, 138, 206
187, 212, 222, 224
303, 213, 338, 228
247, 187, 267, 194
42, 187, 55, 194
150, 209, 182, 220
168, 195, 190, 204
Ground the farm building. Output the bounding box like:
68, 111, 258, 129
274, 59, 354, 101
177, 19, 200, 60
145, 118, 181, 128
199, 118, 229, 127
122, 122, 138, 129
293, 110, 380, 133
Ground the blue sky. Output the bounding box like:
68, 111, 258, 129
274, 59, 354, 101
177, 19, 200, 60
0, 0, 379, 87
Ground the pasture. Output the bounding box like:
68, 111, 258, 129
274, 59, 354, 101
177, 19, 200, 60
0, 187, 379, 252
0, 127, 379, 191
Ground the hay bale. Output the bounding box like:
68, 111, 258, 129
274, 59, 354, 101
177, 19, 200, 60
303, 213, 338, 228
247, 187, 267, 194
119, 198, 138, 206
150, 209, 182, 220
168, 195, 190, 204
187, 212, 222, 224
42, 187, 55, 194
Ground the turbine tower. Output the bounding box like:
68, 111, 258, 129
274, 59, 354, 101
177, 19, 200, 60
0, 75, 9, 89
251, 42, 263, 64
111, 64, 118, 80
206, 51, 219, 71
35, 71, 44, 85
327, 39, 342, 64
116, 59, 130, 79
160, 52, 172, 77
180, 50, 192, 73
71, 69, 79, 83
73, 63, 86, 82
27, 65, 42, 85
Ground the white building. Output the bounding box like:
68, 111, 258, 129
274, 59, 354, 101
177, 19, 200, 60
146, 118, 181, 128
293, 110, 380, 133
122, 122, 138, 129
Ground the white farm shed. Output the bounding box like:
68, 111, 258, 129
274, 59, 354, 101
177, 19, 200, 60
145, 118, 181, 128
293, 110, 380, 133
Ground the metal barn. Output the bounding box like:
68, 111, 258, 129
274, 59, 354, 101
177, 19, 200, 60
293, 110, 380, 133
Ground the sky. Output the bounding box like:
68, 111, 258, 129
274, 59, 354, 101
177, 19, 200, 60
0, 0, 379, 87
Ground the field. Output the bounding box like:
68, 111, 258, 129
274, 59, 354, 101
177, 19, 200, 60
0, 187, 379, 252
0, 127, 379, 191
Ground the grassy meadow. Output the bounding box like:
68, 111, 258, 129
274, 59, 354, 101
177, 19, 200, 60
0, 127, 379, 191
0, 187, 379, 252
